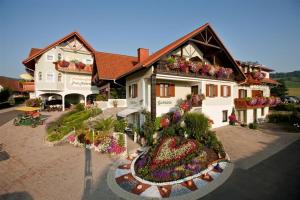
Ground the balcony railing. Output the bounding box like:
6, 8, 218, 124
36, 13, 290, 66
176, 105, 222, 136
157, 60, 235, 81
22, 82, 34, 92
234, 97, 281, 109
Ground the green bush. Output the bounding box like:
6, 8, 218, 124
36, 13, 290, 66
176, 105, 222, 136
117, 134, 125, 147
200, 131, 225, 157
114, 119, 126, 133
75, 103, 85, 111
249, 123, 258, 129
155, 117, 162, 131
142, 110, 156, 146
94, 117, 115, 134
184, 112, 209, 141
162, 126, 176, 136
0, 87, 11, 103
272, 104, 300, 112
268, 113, 291, 123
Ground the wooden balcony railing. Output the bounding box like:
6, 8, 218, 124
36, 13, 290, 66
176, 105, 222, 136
22, 82, 34, 92
234, 97, 281, 109
157, 60, 235, 81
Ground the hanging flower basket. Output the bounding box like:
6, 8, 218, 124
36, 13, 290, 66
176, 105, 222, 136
58, 60, 70, 68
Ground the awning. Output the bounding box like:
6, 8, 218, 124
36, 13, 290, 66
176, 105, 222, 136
117, 108, 140, 118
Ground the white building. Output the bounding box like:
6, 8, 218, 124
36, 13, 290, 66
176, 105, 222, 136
93, 23, 279, 128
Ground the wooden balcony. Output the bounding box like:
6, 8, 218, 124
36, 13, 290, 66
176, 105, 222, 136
234, 97, 281, 109
156, 61, 235, 81
22, 82, 34, 92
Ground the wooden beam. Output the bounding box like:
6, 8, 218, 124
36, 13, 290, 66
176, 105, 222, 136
189, 39, 222, 50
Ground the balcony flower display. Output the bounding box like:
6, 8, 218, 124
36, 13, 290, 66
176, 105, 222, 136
216, 66, 226, 78
201, 64, 210, 75
58, 60, 70, 68
225, 68, 233, 78
245, 97, 257, 106
208, 65, 216, 76
266, 97, 275, 105
190, 62, 199, 73
75, 62, 85, 70
251, 70, 265, 80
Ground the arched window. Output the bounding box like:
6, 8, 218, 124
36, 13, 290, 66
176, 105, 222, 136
58, 73, 62, 82
38, 72, 42, 81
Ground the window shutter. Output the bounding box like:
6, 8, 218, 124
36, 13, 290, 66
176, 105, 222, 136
169, 84, 175, 97
228, 86, 231, 97
134, 84, 138, 98
221, 85, 224, 97
214, 85, 218, 97
206, 84, 209, 97
156, 84, 160, 97
129, 86, 132, 98
238, 89, 242, 98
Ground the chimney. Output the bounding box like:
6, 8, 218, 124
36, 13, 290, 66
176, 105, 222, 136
137, 48, 149, 63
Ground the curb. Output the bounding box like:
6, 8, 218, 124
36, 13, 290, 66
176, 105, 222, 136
107, 160, 234, 200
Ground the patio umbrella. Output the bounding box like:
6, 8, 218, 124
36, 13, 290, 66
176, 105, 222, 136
19, 73, 33, 81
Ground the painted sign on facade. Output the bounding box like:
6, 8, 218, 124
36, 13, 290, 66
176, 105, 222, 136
71, 77, 91, 88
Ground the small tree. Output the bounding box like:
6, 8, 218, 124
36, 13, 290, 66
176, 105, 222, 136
0, 87, 12, 103
271, 79, 288, 97
142, 110, 155, 146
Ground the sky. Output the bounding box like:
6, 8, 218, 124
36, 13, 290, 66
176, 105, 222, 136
0, 0, 299, 78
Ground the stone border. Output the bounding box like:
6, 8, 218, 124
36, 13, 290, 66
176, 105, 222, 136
107, 159, 234, 200
130, 152, 229, 186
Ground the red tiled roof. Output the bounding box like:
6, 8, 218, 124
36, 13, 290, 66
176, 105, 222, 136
95, 52, 138, 80
118, 23, 246, 81
0, 76, 23, 92
28, 48, 42, 57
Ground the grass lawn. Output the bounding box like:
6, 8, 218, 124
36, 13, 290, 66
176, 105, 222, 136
288, 88, 300, 96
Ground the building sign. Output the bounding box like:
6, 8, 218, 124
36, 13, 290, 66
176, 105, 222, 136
157, 100, 173, 106
71, 77, 91, 87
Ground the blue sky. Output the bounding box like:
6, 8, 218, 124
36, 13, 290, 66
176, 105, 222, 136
0, 0, 299, 78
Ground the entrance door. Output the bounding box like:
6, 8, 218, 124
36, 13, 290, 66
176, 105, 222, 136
191, 85, 198, 95
238, 110, 247, 124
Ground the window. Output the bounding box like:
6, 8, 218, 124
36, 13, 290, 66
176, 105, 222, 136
206, 84, 218, 97
58, 53, 62, 61
156, 83, 175, 97
58, 73, 62, 82
238, 89, 247, 98
261, 107, 265, 116
46, 72, 54, 82
46, 54, 54, 61
129, 83, 138, 98
222, 110, 228, 122
85, 58, 92, 64
221, 85, 231, 97
38, 72, 42, 81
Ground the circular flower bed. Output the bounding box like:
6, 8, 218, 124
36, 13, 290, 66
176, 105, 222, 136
134, 136, 222, 183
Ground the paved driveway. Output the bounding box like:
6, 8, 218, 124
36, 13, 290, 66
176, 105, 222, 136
0, 111, 299, 200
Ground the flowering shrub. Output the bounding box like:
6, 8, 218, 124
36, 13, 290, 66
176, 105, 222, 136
172, 111, 181, 123
229, 114, 237, 125
25, 98, 42, 107
108, 138, 126, 154
180, 101, 191, 112
160, 117, 170, 128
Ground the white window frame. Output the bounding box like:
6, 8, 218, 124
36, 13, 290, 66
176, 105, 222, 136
85, 58, 93, 65
38, 71, 42, 81
46, 71, 55, 82
46, 54, 54, 62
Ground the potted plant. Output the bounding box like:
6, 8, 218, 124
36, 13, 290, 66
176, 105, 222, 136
75, 62, 85, 70
113, 100, 118, 108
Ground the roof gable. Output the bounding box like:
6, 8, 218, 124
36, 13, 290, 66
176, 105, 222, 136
23, 31, 95, 65
121, 23, 246, 81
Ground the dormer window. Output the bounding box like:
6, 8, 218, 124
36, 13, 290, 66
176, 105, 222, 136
46, 54, 54, 61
